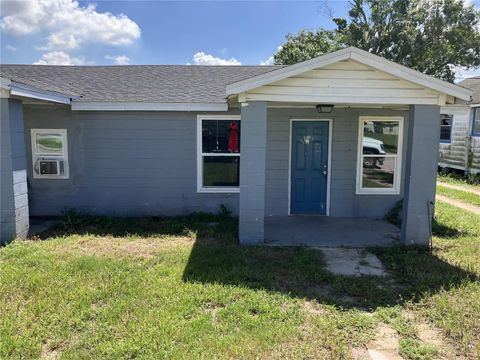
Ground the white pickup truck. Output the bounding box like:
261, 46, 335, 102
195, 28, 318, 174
363, 137, 386, 168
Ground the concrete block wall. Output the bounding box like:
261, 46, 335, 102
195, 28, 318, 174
238, 101, 267, 245
401, 105, 440, 246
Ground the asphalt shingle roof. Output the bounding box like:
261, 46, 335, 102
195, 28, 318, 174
0, 65, 283, 103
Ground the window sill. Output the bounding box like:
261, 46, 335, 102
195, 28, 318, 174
440, 140, 451, 144
356, 189, 400, 196
33, 175, 69, 180
198, 187, 240, 194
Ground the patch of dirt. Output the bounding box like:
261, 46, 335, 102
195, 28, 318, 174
302, 301, 328, 316
53, 235, 194, 259
366, 323, 403, 360
402, 310, 467, 360
437, 182, 480, 196
201, 301, 226, 324
436, 194, 480, 214
41, 345, 60, 360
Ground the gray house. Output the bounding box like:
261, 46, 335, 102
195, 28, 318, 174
439, 77, 480, 174
0, 47, 472, 246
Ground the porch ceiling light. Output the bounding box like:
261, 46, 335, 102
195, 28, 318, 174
316, 104, 334, 113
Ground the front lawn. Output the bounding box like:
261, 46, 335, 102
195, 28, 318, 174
1, 206, 479, 359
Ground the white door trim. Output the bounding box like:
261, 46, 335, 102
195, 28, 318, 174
288, 118, 333, 216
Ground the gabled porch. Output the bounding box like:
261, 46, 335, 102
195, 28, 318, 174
230, 48, 471, 247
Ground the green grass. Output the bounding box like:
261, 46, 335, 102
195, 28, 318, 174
437, 172, 480, 188
374, 201, 480, 358
437, 184, 480, 206
399, 339, 439, 360
1, 204, 479, 359
1, 213, 378, 359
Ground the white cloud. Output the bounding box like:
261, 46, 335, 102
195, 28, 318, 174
260, 46, 283, 65
33, 51, 86, 65
105, 54, 130, 65
1, 0, 141, 50
5, 44, 16, 52
260, 56, 274, 66
190, 52, 241, 66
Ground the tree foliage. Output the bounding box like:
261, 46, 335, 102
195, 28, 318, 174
274, 0, 480, 82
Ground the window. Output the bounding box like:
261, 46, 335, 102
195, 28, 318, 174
356, 117, 403, 194
31, 129, 69, 179
440, 114, 453, 143
473, 107, 480, 136
197, 115, 240, 192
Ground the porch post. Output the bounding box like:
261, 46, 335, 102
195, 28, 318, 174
401, 105, 440, 246
239, 101, 267, 245
1, 98, 29, 244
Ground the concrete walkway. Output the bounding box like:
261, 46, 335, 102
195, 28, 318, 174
436, 194, 480, 215
437, 181, 480, 196
321, 248, 387, 276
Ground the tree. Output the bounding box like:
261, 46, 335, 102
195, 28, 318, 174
274, 0, 480, 82
274, 29, 345, 65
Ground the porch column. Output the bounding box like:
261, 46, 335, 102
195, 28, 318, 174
239, 101, 267, 245
1, 98, 29, 244
401, 105, 440, 246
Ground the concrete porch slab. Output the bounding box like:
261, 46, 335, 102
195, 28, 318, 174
265, 216, 400, 247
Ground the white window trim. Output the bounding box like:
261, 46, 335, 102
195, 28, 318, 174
31, 128, 69, 179
356, 116, 404, 195
197, 114, 241, 193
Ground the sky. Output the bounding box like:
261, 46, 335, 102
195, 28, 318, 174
0, 0, 349, 66
0, 0, 479, 79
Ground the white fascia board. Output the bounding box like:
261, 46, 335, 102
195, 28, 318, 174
226, 46, 473, 102
10, 82, 72, 104
71, 101, 228, 112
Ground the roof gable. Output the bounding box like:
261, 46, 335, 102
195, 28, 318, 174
226, 47, 472, 103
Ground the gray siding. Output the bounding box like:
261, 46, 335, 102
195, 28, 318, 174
265, 107, 409, 218
25, 104, 410, 221
24, 105, 239, 216
1, 99, 28, 243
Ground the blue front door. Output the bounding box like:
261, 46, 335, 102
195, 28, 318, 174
291, 121, 329, 215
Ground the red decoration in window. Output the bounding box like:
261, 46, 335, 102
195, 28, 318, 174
228, 122, 239, 153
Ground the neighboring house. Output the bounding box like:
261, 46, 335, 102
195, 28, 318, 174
0, 47, 472, 246
439, 77, 480, 174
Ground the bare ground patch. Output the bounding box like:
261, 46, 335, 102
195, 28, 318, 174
436, 195, 480, 214
402, 310, 468, 360
52, 235, 195, 259
365, 323, 403, 360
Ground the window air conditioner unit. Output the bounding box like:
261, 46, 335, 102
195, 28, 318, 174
38, 159, 64, 176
